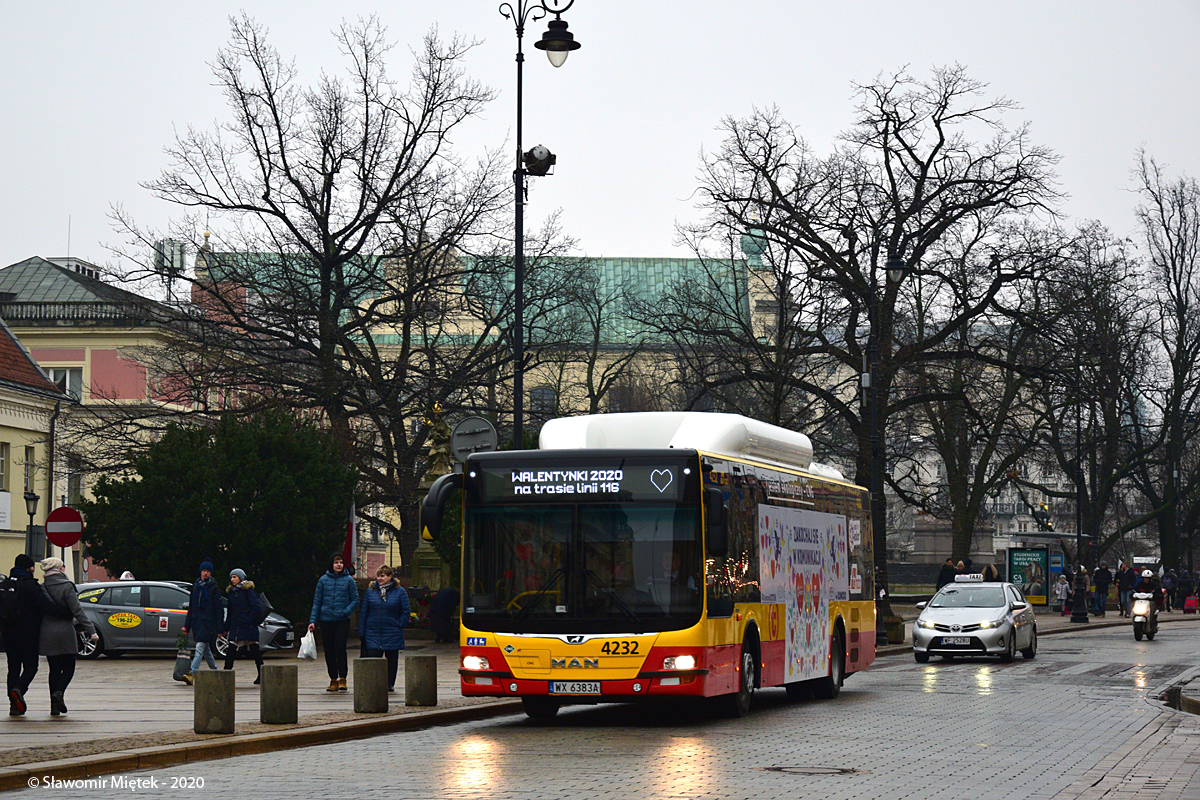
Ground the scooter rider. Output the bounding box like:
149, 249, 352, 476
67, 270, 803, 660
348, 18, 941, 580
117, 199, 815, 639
1133, 570, 1164, 610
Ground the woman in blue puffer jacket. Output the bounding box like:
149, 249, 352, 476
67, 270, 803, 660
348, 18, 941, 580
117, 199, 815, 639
358, 565, 411, 692
308, 553, 361, 692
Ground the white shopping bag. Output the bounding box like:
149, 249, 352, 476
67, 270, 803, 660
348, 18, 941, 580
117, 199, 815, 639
298, 631, 317, 660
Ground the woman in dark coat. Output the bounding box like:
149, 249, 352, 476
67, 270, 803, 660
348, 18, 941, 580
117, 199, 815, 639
38, 557, 96, 716
222, 568, 263, 684
358, 565, 410, 692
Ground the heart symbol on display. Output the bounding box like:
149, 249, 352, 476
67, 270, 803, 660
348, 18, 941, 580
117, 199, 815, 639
650, 469, 673, 493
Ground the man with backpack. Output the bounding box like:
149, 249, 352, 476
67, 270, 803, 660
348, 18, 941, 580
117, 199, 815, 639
1, 554, 71, 715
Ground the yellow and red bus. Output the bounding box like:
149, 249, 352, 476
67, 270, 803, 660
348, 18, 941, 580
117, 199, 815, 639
421, 411, 876, 719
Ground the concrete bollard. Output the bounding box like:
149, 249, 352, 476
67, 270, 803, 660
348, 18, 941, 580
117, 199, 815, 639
193, 669, 235, 734
260, 663, 298, 724
353, 657, 389, 713
405, 654, 437, 707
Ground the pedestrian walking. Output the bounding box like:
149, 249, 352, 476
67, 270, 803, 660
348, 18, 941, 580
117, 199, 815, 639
428, 586, 460, 644
1118, 562, 1138, 617
181, 558, 223, 685
1092, 563, 1113, 616
2, 554, 70, 715
1162, 569, 1176, 612
358, 566, 410, 692
981, 562, 1000, 582
1054, 574, 1072, 615
37, 558, 97, 716
222, 568, 263, 684
308, 553, 360, 692
1177, 569, 1194, 609
935, 558, 957, 590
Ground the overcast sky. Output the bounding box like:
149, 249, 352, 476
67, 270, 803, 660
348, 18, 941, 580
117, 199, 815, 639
3, 1, 1197, 273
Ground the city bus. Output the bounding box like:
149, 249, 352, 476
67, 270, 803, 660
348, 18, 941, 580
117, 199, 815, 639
421, 411, 876, 719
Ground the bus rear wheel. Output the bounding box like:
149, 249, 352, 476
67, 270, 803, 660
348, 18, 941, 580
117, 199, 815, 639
522, 697, 560, 720
812, 629, 844, 700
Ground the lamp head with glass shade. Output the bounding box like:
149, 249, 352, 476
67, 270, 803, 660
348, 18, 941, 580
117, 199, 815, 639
886, 255, 907, 284
535, 17, 580, 66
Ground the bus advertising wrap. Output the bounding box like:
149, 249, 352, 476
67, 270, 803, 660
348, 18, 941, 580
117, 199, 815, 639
759, 505, 849, 682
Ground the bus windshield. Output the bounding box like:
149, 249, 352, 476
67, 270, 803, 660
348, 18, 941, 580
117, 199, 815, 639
463, 502, 702, 634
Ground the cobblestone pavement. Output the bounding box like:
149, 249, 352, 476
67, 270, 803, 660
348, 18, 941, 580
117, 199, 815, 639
25, 622, 1200, 800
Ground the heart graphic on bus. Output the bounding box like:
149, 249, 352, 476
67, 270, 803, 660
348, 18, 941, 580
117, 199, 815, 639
650, 469, 673, 493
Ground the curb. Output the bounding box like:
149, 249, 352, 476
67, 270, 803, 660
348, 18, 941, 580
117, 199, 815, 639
0, 700, 523, 793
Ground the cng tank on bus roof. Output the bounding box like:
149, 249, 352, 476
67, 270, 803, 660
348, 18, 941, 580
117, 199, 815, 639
538, 412, 815, 472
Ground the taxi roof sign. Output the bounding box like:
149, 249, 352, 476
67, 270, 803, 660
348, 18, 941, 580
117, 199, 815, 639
954, 573, 985, 582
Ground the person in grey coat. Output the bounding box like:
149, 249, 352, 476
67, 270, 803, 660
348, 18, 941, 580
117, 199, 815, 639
38, 558, 96, 716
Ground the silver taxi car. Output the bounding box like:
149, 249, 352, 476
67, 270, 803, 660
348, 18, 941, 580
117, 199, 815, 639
912, 575, 1037, 663
75, 580, 294, 659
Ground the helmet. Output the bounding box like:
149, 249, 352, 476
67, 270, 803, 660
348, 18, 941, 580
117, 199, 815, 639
1142, 569, 1154, 579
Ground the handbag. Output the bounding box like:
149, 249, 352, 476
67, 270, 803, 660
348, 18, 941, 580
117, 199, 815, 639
298, 630, 317, 660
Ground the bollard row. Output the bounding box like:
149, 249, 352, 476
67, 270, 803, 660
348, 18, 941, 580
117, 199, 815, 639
192, 655, 436, 733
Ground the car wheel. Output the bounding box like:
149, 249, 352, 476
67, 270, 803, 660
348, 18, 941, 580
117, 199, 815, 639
522, 697, 559, 720
1021, 627, 1037, 659
720, 644, 757, 717
1000, 633, 1016, 663
914, 651, 930, 664
813, 629, 844, 700
78, 629, 102, 659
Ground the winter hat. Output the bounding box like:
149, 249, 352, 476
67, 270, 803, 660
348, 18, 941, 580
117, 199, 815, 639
13, 554, 34, 570
229, 568, 247, 581
39, 557, 65, 574
199, 558, 214, 573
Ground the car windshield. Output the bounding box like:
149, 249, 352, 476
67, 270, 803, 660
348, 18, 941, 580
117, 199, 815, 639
930, 586, 1006, 609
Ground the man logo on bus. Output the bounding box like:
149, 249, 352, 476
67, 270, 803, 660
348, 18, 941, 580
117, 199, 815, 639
650, 469, 673, 493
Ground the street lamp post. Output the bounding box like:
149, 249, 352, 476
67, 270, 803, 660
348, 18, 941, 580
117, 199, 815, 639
868, 254, 908, 645
1071, 359, 1089, 623
500, 0, 580, 449
23, 490, 39, 558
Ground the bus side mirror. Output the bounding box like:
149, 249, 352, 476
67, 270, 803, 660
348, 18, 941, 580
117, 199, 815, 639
421, 472, 463, 541
705, 487, 728, 557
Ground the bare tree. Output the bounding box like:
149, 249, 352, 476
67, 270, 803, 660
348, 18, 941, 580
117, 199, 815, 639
680, 66, 1061, 606
105, 15, 576, 571
1127, 153, 1200, 570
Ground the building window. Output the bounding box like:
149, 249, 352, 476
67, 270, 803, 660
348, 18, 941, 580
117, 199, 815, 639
47, 368, 83, 402
530, 387, 556, 421
23, 446, 35, 492
67, 454, 84, 507
0, 443, 8, 493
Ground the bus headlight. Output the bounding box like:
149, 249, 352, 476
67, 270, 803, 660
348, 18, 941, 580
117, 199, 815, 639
663, 655, 695, 670
462, 655, 490, 671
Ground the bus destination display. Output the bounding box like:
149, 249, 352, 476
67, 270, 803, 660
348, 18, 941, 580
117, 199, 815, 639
472, 461, 691, 503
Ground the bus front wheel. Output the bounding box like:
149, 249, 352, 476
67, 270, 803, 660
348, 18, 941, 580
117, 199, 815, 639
719, 644, 757, 717
522, 697, 560, 720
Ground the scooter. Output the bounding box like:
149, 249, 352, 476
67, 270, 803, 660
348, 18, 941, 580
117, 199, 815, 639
1131, 591, 1159, 641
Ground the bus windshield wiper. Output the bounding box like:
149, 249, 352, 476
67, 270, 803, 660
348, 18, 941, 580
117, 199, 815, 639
583, 569, 642, 627
510, 567, 566, 625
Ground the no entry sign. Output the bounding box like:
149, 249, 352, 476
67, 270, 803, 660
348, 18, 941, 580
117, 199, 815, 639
46, 506, 84, 548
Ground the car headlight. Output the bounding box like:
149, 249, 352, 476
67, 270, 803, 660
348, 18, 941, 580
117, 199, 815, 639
917, 619, 936, 629
462, 655, 490, 671
979, 617, 1006, 629
664, 655, 696, 670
